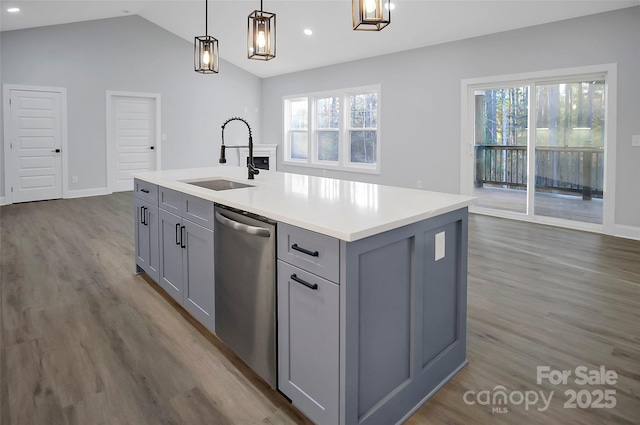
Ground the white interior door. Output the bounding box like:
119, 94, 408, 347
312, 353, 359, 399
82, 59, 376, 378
111, 95, 157, 192
9, 89, 63, 203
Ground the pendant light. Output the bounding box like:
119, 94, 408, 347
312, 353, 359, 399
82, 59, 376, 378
352, 0, 391, 31
248, 0, 276, 61
195, 0, 219, 73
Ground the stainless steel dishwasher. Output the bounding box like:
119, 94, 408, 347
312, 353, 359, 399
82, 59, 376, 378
214, 204, 277, 388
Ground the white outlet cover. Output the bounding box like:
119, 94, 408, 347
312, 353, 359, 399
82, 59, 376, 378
632, 135, 640, 147
435, 231, 445, 261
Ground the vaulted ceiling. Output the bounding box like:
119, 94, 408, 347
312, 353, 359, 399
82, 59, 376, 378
2, 1, 638, 78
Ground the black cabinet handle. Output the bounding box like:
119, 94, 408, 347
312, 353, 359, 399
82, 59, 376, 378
181, 226, 186, 248
291, 274, 318, 290
175, 223, 181, 245
140, 188, 150, 194
140, 206, 145, 224
291, 243, 319, 257
142, 207, 148, 225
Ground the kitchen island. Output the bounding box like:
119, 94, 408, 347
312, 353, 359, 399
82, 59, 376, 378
132, 166, 474, 425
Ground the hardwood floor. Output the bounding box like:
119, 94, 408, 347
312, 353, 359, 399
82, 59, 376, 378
1, 193, 639, 424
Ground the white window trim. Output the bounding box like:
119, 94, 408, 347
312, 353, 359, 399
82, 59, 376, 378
283, 85, 381, 174
460, 63, 617, 235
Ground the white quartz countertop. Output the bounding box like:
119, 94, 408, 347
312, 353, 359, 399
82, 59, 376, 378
133, 166, 475, 242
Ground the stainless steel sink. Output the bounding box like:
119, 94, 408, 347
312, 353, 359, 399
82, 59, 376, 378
182, 179, 254, 191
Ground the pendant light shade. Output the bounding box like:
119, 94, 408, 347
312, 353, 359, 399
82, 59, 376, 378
195, 0, 219, 73
352, 0, 390, 31
248, 1, 276, 61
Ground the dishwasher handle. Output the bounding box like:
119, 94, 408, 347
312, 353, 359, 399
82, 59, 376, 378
215, 211, 271, 238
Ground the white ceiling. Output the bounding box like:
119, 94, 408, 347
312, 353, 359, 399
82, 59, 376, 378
1, 1, 638, 78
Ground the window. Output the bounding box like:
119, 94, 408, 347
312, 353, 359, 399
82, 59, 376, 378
284, 86, 380, 173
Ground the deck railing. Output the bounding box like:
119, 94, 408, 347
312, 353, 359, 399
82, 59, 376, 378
474, 145, 604, 200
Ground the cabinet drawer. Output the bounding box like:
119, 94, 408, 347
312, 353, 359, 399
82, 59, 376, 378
183, 194, 214, 230
134, 179, 158, 205
159, 186, 182, 215
278, 223, 339, 283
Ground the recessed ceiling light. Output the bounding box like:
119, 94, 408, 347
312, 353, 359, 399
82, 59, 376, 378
304, 29, 313, 36
7, 7, 20, 13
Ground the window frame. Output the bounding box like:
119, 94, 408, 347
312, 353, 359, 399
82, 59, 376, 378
283, 85, 381, 174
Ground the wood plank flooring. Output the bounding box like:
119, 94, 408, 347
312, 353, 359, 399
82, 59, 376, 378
1, 193, 639, 424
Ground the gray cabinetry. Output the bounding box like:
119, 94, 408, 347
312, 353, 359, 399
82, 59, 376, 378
277, 224, 340, 425
158, 208, 184, 302
277, 261, 339, 425
157, 188, 215, 332
278, 223, 340, 282
182, 219, 215, 331
134, 179, 159, 283
340, 208, 468, 425
135, 179, 158, 204
277, 209, 468, 425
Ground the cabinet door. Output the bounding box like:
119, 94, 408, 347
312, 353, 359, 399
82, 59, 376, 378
146, 204, 160, 283
135, 198, 151, 273
158, 208, 184, 304
277, 261, 339, 425
182, 220, 215, 332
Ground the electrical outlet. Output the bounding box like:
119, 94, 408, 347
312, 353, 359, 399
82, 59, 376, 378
632, 135, 640, 147
416, 180, 422, 189
72, 176, 78, 184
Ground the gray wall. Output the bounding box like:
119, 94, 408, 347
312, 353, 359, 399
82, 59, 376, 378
1, 15, 262, 197
262, 7, 640, 228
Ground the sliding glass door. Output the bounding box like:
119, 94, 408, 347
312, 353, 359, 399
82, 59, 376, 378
473, 86, 529, 214
533, 80, 604, 224
470, 75, 606, 226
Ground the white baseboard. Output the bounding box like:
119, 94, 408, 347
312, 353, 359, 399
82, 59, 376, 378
612, 224, 640, 241
65, 187, 111, 199
0, 196, 6, 206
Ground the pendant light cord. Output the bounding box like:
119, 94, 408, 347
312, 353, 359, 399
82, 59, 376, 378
205, 0, 208, 36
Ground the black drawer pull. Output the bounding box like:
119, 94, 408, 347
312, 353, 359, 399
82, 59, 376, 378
175, 223, 181, 245
181, 226, 186, 248
142, 206, 148, 226
140, 206, 145, 225
291, 274, 318, 290
140, 188, 150, 194
291, 243, 319, 257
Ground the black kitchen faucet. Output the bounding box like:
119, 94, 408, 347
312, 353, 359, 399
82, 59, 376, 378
219, 117, 259, 180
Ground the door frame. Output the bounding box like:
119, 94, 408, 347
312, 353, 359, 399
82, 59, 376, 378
460, 63, 617, 236
2, 84, 69, 205
106, 91, 161, 193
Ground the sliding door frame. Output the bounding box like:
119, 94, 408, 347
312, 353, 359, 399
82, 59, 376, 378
460, 64, 617, 235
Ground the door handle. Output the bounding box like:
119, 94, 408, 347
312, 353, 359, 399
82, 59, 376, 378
291, 244, 319, 257
51, 149, 61, 153
149, 146, 155, 150
291, 274, 318, 290
180, 226, 186, 248
175, 223, 181, 245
